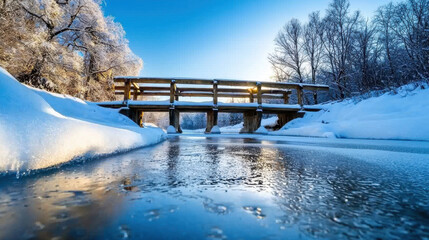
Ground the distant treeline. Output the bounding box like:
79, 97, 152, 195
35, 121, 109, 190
270, 0, 429, 98
0, 0, 141, 101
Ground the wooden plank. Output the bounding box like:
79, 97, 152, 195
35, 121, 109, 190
283, 92, 289, 104
170, 80, 176, 103
178, 87, 213, 93
114, 77, 329, 91
115, 91, 286, 99
213, 80, 218, 105
302, 85, 329, 91
257, 82, 262, 105
132, 82, 140, 100
124, 79, 131, 101
132, 82, 140, 91
140, 86, 171, 91
205, 110, 214, 133
217, 79, 257, 87
133, 89, 139, 100
175, 79, 213, 85
115, 78, 171, 84
249, 88, 254, 103
297, 85, 304, 108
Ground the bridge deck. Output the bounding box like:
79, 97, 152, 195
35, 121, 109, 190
99, 77, 329, 133
98, 101, 324, 113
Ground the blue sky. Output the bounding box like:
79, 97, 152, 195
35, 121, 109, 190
102, 0, 396, 81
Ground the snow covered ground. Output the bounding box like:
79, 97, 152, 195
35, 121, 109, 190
0, 67, 166, 173
184, 83, 429, 141
276, 84, 429, 141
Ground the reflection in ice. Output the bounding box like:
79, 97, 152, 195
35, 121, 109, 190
0, 136, 428, 239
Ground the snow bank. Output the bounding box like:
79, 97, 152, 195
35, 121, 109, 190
210, 125, 221, 134
0, 67, 166, 173
276, 84, 429, 141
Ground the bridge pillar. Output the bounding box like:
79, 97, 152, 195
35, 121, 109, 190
275, 112, 305, 130
240, 111, 261, 133
119, 108, 143, 127
205, 109, 220, 133
168, 108, 182, 133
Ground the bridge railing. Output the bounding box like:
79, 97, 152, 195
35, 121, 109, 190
113, 77, 329, 108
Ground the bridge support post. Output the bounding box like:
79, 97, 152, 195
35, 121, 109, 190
119, 108, 143, 127
275, 112, 305, 130
205, 111, 213, 133
175, 110, 182, 133
205, 109, 220, 134
168, 108, 182, 133
240, 111, 260, 133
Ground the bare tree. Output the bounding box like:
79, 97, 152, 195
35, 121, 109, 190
303, 12, 324, 102
269, 0, 428, 97
269, 19, 306, 83
391, 0, 429, 80
353, 20, 378, 91
374, 3, 399, 84
321, 0, 361, 98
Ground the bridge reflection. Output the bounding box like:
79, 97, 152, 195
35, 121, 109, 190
0, 136, 427, 239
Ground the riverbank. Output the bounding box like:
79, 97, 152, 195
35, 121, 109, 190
0, 67, 166, 173
277, 83, 429, 141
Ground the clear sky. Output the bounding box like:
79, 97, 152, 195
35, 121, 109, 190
102, 0, 396, 81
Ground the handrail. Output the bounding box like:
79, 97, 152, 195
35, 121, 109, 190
114, 77, 329, 108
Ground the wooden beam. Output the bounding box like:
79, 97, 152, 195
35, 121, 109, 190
213, 80, 218, 105
170, 80, 176, 104
114, 77, 329, 92
283, 92, 289, 104
132, 82, 140, 100
124, 79, 131, 101
297, 85, 304, 108
115, 91, 287, 99
256, 82, 262, 105
248, 88, 254, 103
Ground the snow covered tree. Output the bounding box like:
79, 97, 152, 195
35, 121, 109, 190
270, 0, 429, 97
391, 0, 429, 81
0, 0, 142, 101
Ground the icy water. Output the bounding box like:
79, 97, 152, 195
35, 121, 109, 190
0, 135, 428, 240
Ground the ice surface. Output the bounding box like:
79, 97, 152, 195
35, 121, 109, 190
276, 84, 429, 141
0, 67, 166, 172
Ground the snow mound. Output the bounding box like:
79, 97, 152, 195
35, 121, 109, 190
255, 126, 268, 134
0, 67, 166, 173
167, 125, 177, 134
210, 125, 221, 134
276, 84, 429, 141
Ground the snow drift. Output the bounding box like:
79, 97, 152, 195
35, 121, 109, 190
277, 84, 429, 141
0, 67, 166, 173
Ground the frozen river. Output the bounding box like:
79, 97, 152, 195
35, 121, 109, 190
0, 135, 428, 239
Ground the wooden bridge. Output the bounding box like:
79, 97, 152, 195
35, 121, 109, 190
98, 77, 329, 133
